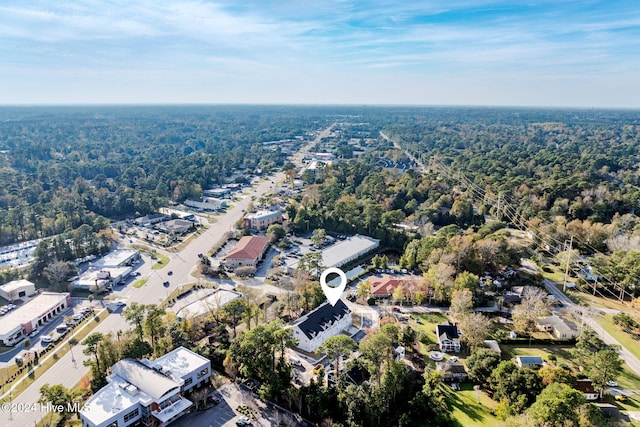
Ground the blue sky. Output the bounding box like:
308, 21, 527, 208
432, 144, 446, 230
0, 0, 639, 107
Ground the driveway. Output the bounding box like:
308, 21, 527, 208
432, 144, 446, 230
172, 383, 311, 427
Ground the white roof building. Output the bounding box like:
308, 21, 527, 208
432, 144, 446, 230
0, 292, 70, 346
242, 210, 283, 230
0, 279, 36, 302
81, 347, 211, 427
286, 234, 379, 273
94, 250, 140, 268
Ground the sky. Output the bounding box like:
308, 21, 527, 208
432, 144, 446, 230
0, 0, 639, 107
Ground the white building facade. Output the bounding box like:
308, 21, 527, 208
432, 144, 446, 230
292, 300, 352, 352
81, 347, 211, 427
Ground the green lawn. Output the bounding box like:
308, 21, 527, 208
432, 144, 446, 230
151, 252, 170, 270
596, 313, 640, 361
499, 344, 575, 364
133, 278, 147, 288
129, 244, 170, 270
409, 312, 449, 346
440, 382, 502, 427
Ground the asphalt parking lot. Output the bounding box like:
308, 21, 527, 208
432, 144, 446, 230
172, 383, 311, 427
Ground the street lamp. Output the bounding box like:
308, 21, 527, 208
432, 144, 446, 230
68, 339, 76, 367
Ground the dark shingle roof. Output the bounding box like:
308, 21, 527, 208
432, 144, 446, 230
295, 300, 350, 340
436, 324, 459, 342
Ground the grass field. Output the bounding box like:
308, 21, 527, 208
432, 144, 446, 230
409, 312, 449, 345
596, 313, 640, 361
441, 382, 502, 427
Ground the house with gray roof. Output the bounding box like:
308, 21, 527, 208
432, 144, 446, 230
536, 314, 579, 339
292, 300, 352, 352
515, 355, 544, 369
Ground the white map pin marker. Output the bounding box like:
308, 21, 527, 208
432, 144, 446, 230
320, 267, 347, 306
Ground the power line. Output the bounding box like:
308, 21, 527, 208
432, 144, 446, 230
429, 156, 640, 310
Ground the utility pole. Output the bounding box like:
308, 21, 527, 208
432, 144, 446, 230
495, 193, 502, 221
562, 235, 574, 293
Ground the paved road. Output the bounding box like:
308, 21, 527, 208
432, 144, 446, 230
0, 123, 335, 427
1, 312, 129, 427
543, 278, 640, 376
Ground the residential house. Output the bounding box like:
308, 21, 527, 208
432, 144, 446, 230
574, 379, 599, 401
80, 347, 211, 427
436, 324, 461, 353
223, 236, 270, 270
515, 356, 544, 369
291, 300, 352, 352
536, 314, 579, 339
436, 361, 468, 382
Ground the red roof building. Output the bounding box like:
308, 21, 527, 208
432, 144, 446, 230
224, 236, 270, 270
369, 275, 418, 298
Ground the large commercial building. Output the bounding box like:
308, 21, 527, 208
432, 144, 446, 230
292, 300, 352, 353
94, 250, 140, 269
184, 197, 226, 211
0, 292, 71, 346
0, 279, 36, 302
285, 234, 380, 274
242, 210, 283, 231
71, 250, 139, 291
81, 347, 211, 427
223, 236, 270, 270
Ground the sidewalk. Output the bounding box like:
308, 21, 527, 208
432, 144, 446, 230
0, 308, 107, 401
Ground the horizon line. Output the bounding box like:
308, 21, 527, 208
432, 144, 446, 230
0, 102, 638, 111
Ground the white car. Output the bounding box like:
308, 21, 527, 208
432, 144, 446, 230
607, 380, 618, 387
29, 330, 39, 338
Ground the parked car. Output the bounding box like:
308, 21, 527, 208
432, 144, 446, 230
236, 417, 252, 426
289, 358, 302, 367
313, 364, 323, 374
607, 380, 618, 387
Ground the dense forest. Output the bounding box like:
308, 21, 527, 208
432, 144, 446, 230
384, 108, 640, 225
0, 106, 333, 246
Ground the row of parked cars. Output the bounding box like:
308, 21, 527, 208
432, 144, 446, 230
40, 307, 94, 345
0, 303, 17, 316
